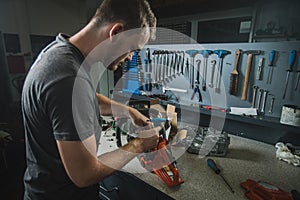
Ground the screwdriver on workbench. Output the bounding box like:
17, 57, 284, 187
207, 159, 235, 193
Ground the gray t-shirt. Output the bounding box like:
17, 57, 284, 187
22, 33, 101, 200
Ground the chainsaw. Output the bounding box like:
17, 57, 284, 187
115, 100, 184, 187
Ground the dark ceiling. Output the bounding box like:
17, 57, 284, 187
148, 0, 261, 18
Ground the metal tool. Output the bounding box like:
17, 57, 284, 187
260, 89, 269, 115
251, 85, 259, 108
209, 60, 217, 88
256, 57, 264, 80
196, 59, 201, 87
241, 50, 262, 101
229, 49, 242, 95
180, 51, 185, 75
144, 48, 152, 91
283, 50, 297, 99
191, 61, 203, 102
199, 50, 213, 91
295, 70, 300, 91
185, 59, 189, 79
213, 50, 231, 93
163, 86, 187, 93
268, 94, 275, 114
267, 50, 276, 84
207, 159, 234, 193
185, 50, 199, 89
191, 82, 202, 102
257, 88, 263, 110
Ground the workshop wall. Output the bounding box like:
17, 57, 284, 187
0, 0, 88, 54
254, 0, 300, 41
0, 0, 91, 103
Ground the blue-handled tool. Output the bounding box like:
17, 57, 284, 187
199, 50, 213, 91
185, 50, 199, 89
283, 50, 296, 99
213, 50, 231, 93
267, 50, 276, 84
207, 159, 234, 193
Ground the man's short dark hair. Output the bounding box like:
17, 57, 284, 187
92, 0, 156, 40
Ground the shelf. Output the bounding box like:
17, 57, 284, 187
253, 34, 288, 39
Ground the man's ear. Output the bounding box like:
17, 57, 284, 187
109, 23, 124, 41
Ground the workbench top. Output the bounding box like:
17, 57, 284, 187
134, 135, 299, 199
98, 131, 300, 200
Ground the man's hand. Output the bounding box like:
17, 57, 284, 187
129, 107, 150, 127
129, 126, 161, 153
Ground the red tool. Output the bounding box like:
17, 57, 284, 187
201, 105, 227, 113
139, 137, 184, 186
139, 122, 184, 187
241, 179, 293, 200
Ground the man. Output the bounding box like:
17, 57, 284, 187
21, 0, 158, 199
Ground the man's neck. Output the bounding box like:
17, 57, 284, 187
69, 23, 105, 59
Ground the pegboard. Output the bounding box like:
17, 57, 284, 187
140, 41, 300, 119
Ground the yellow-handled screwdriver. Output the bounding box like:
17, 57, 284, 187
207, 159, 234, 193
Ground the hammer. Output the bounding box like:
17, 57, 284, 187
241, 50, 262, 101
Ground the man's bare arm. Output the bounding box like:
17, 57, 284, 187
56, 126, 160, 188
96, 93, 149, 126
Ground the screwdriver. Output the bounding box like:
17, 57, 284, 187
266, 50, 276, 84
207, 159, 234, 193
283, 50, 296, 99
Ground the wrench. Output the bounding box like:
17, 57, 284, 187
268, 95, 275, 114
260, 90, 269, 114
209, 60, 217, 88
257, 88, 263, 110
251, 86, 259, 108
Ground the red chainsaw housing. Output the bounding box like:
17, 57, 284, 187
139, 137, 184, 187
240, 179, 293, 200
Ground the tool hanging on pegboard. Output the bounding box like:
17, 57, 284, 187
266, 50, 276, 84
295, 68, 300, 91
213, 50, 231, 93
241, 50, 262, 101
198, 50, 213, 91
185, 50, 199, 89
209, 60, 217, 88
191, 60, 203, 102
229, 49, 242, 95
256, 57, 264, 81
122, 50, 144, 95
283, 50, 296, 99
